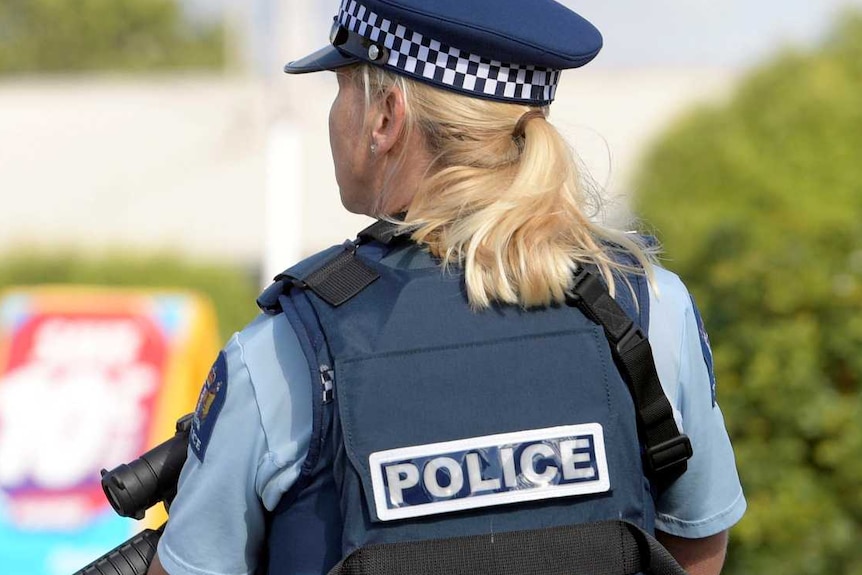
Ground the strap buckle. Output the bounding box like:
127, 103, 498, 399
615, 323, 646, 356
644, 435, 693, 475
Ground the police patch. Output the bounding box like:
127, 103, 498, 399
189, 351, 227, 462
369, 424, 610, 522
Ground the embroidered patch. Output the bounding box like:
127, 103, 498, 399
189, 351, 227, 462
369, 424, 609, 522
690, 295, 717, 407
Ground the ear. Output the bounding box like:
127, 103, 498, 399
369, 85, 407, 156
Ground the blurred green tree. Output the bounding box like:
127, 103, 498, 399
634, 11, 862, 575
0, 0, 224, 73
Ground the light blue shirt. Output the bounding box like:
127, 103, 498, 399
157, 266, 746, 575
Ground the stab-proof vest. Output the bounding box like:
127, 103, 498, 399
256, 226, 689, 575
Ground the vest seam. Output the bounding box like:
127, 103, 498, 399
337, 327, 602, 365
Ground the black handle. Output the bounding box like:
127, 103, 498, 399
72, 526, 163, 575
100, 413, 193, 520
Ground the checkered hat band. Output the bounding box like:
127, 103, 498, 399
338, 0, 560, 105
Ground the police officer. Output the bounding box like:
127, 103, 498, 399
147, 1, 746, 574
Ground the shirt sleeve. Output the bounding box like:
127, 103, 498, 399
157, 313, 313, 575
648, 268, 747, 539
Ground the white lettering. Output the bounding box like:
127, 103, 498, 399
500, 446, 518, 488
0, 363, 156, 491
560, 439, 596, 480
520, 443, 558, 485
423, 457, 463, 498
32, 319, 143, 366
189, 430, 202, 452
385, 463, 419, 506
465, 452, 501, 494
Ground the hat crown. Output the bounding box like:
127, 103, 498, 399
286, 0, 602, 106
337, 0, 562, 105
357, 0, 602, 69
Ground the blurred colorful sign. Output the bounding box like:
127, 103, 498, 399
0, 287, 219, 575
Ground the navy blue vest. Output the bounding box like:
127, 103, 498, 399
257, 238, 655, 575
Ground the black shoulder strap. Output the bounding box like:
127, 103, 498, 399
326, 520, 687, 575
357, 219, 406, 245
568, 267, 692, 491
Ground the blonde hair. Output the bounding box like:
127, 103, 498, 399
353, 64, 657, 309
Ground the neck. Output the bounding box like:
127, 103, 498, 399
372, 134, 432, 217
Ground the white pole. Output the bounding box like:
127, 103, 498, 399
261, 0, 313, 287
263, 122, 304, 285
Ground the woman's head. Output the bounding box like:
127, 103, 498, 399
327, 65, 424, 216
331, 64, 561, 214
330, 64, 656, 309
327, 67, 381, 214
291, 0, 657, 309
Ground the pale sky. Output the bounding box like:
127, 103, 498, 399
186, 0, 862, 70
564, 0, 862, 67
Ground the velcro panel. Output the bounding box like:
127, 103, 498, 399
305, 249, 381, 307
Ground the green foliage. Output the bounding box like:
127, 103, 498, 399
0, 253, 259, 342
634, 11, 862, 575
0, 0, 225, 74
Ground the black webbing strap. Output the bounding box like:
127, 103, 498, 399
326, 520, 687, 575
568, 267, 692, 490
280, 247, 380, 307
357, 219, 405, 245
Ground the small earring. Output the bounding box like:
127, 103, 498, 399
370, 143, 378, 155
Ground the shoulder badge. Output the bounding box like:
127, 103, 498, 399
189, 351, 228, 462
689, 295, 717, 407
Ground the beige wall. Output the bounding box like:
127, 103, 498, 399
0, 67, 738, 279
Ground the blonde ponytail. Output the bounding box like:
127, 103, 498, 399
356, 65, 657, 309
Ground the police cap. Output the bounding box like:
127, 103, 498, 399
284, 0, 602, 106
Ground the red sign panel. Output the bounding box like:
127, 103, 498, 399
0, 312, 166, 530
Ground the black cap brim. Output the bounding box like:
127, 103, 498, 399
284, 45, 359, 74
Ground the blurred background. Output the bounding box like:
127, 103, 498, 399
1, 0, 861, 573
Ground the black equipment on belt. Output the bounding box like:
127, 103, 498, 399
71, 414, 193, 575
